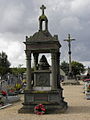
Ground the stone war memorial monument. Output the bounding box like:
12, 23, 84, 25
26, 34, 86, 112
19, 5, 67, 113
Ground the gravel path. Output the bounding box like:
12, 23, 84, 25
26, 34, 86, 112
0, 82, 90, 120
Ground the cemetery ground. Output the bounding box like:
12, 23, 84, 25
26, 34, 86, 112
0, 81, 90, 120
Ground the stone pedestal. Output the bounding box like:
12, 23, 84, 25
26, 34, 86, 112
34, 70, 51, 87
33, 70, 51, 91
19, 68, 67, 113
18, 90, 67, 113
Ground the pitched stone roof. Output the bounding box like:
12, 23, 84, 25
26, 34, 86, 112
27, 30, 57, 42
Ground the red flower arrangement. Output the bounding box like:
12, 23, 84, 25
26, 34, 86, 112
34, 104, 46, 115
1, 90, 7, 96
9, 89, 14, 93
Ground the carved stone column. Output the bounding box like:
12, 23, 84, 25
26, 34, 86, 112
33, 53, 39, 70
26, 51, 32, 90
51, 51, 57, 90
56, 51, 61, 89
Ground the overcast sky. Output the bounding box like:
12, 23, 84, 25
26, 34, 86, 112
0, 0, 90, 68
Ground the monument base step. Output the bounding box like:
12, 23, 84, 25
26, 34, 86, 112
18, 101, 68, 114
18, 89, 68, 114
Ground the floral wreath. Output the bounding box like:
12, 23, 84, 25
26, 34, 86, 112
1, 90, 7, 96
34, 104, 46, 115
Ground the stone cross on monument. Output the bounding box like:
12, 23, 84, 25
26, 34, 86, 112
64, 34, 75, 78
40, 5, 46, 15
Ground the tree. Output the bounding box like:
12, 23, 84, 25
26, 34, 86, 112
10, 67, 26, 75
0, 51, 11, 78
60, 61, 69, 75
60, 61, 85, 77
71, 61, 85, 77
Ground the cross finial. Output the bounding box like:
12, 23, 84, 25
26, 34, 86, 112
40, 5, 46, 15
68, 34, 70, 39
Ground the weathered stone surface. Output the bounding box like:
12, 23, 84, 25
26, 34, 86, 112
24, 90, 63, 104
34, 71, 50, 87
19, 90, 68, 113
19, 5, 67, 114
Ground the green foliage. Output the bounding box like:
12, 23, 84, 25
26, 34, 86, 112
0, 52, 11, 77
10, 67, 26, 75
60, 60, 85, 77
71, 61, 85, 76
60, 61, 69, 75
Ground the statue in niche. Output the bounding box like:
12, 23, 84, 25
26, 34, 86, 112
38, 55, 50, 70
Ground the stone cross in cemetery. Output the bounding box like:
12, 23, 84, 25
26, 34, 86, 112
64, 34, 75, 78
19, 5, 67, 113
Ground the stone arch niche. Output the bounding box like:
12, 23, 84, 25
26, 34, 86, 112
19, 5, 67, 113
39, 4, 48, 31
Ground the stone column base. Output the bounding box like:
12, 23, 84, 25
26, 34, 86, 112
18, 101, 67, 114
18, 90, 68, 114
